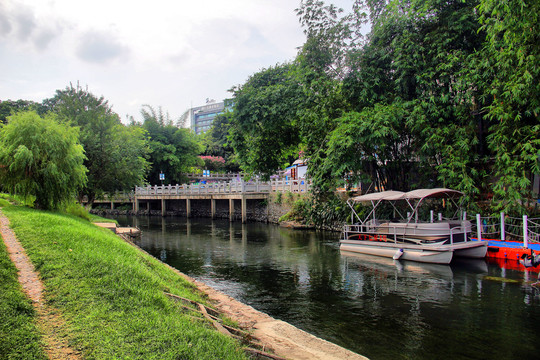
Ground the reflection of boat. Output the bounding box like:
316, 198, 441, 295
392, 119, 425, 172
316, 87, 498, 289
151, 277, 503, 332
341, 250, 454, 278
340, 189, 488, 264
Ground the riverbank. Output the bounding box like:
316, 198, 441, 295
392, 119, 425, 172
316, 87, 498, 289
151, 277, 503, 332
0, 202, 366, 359
0, 203, 248, 359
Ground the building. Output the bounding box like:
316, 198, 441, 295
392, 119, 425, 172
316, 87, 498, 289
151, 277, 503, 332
188, 100, 225, 135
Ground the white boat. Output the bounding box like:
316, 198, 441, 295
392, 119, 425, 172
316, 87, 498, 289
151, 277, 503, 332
340, 188, 487, 264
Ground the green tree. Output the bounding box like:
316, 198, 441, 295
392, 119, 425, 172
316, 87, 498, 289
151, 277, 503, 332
141, 105, 203, 184
0, 99, 48, 123
199, 113, 240, 172
44, 84, 149, 202
0, 111, 87, 210
477, 0, 540, 213
229, 64, 304, 179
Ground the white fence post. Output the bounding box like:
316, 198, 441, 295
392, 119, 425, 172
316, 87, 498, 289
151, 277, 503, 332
476, 214, 482, 241
501, 212, 505, 241
523, 215, 528, 248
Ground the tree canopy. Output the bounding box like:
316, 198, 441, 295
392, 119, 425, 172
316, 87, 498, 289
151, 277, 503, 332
0, 111, 87, 210
140, 105, 203, 184
44, 84, 149, 202
227, 0, 540, 214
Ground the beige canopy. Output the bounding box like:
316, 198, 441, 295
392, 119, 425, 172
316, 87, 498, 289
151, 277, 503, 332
350, 190, 405, 202
350, 188, 463, 203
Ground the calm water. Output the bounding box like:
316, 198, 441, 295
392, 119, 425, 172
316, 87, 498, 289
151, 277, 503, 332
113, 216, 540, 360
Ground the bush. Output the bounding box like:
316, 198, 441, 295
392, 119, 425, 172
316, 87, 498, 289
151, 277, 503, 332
64, 203, 90, 221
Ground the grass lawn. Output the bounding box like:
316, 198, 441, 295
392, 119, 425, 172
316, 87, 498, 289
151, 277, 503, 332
1, 204, 248, 360
0, 226, 47, 359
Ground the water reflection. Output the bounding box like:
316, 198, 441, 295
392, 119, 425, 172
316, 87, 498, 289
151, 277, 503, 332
112, 216, 540, 360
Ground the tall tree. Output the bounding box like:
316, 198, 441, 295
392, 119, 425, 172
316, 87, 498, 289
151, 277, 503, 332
141, 105, 203, 184
229, 64, 304, 178
44, 84, 149, 202
199, 112, 240, 172
0, 111, 87, 210
477, 0, 540, 213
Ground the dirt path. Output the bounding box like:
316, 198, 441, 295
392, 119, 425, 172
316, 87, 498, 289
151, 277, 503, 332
0, 209, 81, 360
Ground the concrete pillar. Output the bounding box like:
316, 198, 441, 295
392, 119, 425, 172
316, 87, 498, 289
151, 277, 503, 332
211, 198, 216, 219
241, 196, 247, 224
111, 202, 114, 210
133, 197, 139, 212
186, 199, 191, 218
265, 197, 269, 223
161, 198, 166, 217
229, 199, 234, 222
146, 201, 150, 215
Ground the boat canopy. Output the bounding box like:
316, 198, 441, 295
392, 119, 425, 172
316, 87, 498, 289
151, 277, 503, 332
350, 190, 405, 203
350, 188, 463, 203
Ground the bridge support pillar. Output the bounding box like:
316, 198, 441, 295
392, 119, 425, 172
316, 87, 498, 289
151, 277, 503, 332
186, 199, 191, 218
133, 198, 139, 212
229, 199, 234, 222
110, 202, 114, 210
146, 201, 150, 215
211, 198, 216, 219
161, 198, 166, 217
241, 196, 247, 224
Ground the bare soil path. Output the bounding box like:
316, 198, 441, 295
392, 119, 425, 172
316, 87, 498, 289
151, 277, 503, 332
0, 209, 81, 360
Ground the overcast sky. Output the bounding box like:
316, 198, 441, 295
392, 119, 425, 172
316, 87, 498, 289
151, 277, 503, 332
0, 0, 353, 123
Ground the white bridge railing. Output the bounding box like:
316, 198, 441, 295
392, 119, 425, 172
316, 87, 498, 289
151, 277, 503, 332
135, 179, 311, 196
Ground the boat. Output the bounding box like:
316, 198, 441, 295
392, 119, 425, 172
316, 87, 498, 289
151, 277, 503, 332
340, 188, 488, 264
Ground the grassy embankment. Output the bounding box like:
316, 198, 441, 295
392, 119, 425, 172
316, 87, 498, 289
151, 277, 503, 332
0, 198, 48, 360
0, 200, 248, 360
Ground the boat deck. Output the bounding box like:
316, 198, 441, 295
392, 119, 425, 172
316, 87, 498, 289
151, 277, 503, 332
473, 238, 540, 272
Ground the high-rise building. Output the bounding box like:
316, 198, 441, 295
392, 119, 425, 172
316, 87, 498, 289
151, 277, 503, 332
188, 100, 225, 135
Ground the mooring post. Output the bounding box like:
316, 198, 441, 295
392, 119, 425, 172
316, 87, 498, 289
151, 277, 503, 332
476, 214, 482, 241
500, 212, 505, 241
523, 215, 528, 248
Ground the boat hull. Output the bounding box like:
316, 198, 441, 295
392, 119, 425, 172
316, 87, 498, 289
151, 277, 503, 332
339, 239, 487, 264
451, 241, 488, 259
339, 240, 453, 264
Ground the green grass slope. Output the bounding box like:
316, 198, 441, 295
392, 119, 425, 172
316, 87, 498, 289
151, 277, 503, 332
1, 204, 247, 360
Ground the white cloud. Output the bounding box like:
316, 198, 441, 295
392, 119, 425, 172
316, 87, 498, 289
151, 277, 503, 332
0, 0, 357, 121
76, 30, 130, 64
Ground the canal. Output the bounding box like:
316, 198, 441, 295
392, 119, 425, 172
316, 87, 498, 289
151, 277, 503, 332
113, 215, 540, 360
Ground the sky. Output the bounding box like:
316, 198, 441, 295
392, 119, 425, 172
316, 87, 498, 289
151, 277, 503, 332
0, 0, 353, 124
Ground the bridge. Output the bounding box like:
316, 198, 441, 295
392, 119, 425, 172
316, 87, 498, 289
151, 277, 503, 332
91, 180, 311, 223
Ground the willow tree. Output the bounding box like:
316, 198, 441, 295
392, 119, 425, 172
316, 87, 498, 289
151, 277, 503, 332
0, 111, 87, 210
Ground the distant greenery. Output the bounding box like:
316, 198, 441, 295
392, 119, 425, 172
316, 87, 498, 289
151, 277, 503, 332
0, 111, 87, 210
140, 105, 203, 184
1, 204, 247, 359
0, 231, 47, 360
199, 112, 241, 172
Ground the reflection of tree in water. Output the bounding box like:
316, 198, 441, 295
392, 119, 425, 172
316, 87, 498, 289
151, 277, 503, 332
121, 215, 540, 360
